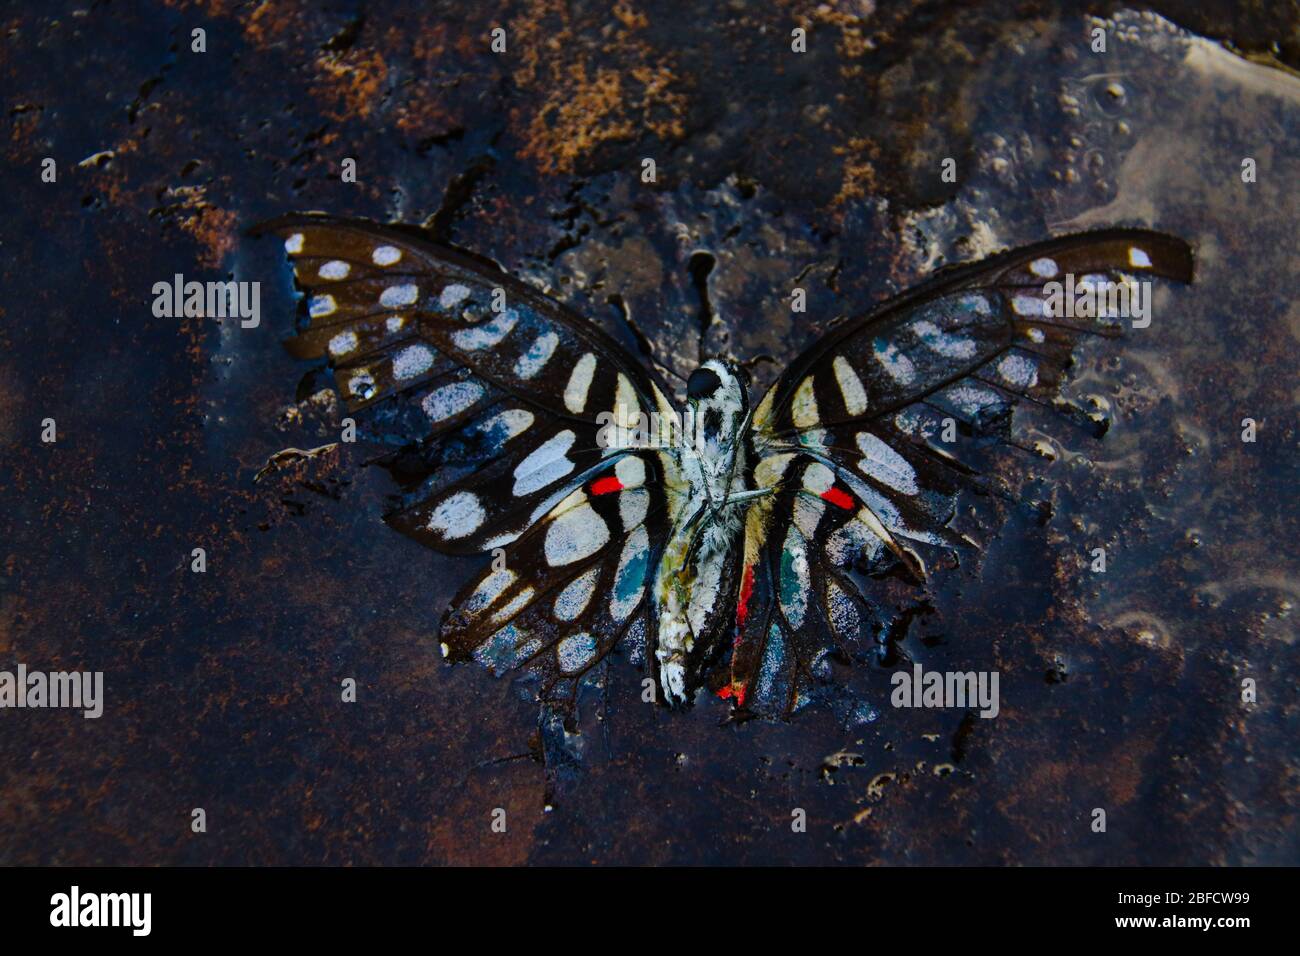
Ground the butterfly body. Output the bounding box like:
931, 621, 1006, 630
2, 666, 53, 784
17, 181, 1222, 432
254, 214, 1193, 720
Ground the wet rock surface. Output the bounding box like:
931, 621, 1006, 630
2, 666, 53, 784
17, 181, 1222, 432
1, 1, 1297, 864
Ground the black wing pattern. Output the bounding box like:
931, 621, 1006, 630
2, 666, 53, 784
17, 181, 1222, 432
254, 214, 680, 702
731, 229, 1194, 717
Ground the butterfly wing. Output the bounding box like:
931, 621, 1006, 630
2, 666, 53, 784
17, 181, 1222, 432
254, 214, 676, 554
255, 215, 680, 701
440, 451, 674, 703
731, 228, 1195, 716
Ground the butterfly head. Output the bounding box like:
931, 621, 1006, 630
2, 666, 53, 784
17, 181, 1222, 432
685, 358, 749, 463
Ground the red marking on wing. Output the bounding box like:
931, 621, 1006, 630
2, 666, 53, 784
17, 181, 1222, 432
718, 683, 748, 707
590, 475, 623, 495
821, 486, 854, 510
735, 564, 756, 636
732, 565, 758, 707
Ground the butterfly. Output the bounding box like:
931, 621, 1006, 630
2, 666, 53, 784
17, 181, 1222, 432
253, 214, 1193, 720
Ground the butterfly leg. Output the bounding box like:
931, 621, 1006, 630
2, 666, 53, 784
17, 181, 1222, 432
722, 487, 775, 506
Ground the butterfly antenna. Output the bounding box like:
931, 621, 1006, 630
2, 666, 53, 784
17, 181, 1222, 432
656, 360, 688, 384
739, 353, 778, 374
608, 293, 686, 389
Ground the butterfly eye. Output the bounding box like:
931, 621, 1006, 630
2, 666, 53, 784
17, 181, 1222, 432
687, 367, 721, 399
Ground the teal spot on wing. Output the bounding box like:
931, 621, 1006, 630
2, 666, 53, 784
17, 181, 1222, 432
778, 527, 810, 627
779, 547, 799, 606
615, 548, 648, 603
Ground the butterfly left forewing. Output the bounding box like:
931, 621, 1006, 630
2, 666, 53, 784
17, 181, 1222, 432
255, 214, 675, 556
255, 214, 667, 421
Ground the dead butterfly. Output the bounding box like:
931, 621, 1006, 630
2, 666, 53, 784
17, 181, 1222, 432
253, 215, 1192, 719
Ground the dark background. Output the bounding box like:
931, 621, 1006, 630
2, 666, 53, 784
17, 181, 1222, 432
1, 0, 1297, 864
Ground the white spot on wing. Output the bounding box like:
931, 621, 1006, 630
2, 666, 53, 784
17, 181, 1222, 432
832, 357, 868, 416
473, 408, 534, 442
319, 260, 350, 280
912, 319, 977, 359
945, 383, 1000, 417
427, 490, 484, 540
792, 376, 820, 429
554, 567, 600, 621
513, 430, 577, 496
284, 233, 304, 254
564, 353, 597, 413
1029, 257, 1057, 278
610, 525, 649, 621
392, 344, 435, 380
793, 494, 826, 539
856, 431, 918, 495
421, 381, 484, 422
755, 452, 795, 488
380, 284, 419, 308
465, 569, 516, 613
439, 284, 471, 308
328, 331, 359, 357
614, 455, 646, 488
544, 501, 610, 566
489, 587, 535, 626
1128, 247, 1152, 268
827, 517, 884, 567
826, 581, 860, 638
557, 632, 598, 673
372, 245, 402, 266
801, 461, 835, 494
997, 353, 1039, 389
452, 310, 518, 351
515, 331, 559, 379
309, 294, 337, 318
780, 525, 810, 627
873, 339, 916, 385
618, 487, 649, 529
612, 372, 640, 428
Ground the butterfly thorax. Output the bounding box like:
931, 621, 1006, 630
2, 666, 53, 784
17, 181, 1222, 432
653, 360, 753, 704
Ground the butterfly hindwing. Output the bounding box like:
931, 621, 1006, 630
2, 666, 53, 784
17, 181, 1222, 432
728, 457, 897, 715
441, 451, 669, 704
